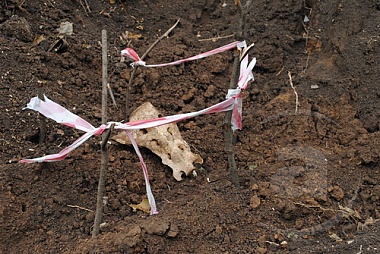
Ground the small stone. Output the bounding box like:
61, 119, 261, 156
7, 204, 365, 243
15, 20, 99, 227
256, 247, 267, 254
60, 234, 71, 241
257, 235, 267, 247
328, 185, 344, 200
181, 87, 197, 101
85, 212, 95, 222
258, 182, 271, 198
204, 85, 216, 98
167, 223, 179, 238
251, 184, 259, 191
310, 84, 319, 89
215, 225, 223, 234
250, 195, 261, 209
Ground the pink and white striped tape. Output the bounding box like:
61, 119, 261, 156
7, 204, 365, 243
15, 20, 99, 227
121, 41, 244, 67
20, 41, 256, 214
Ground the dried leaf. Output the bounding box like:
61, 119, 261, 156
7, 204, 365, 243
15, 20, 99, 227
127, 32, 143, 39
33, 35, 46, 45
57, 21, 73, 38
129, 199, 150, 213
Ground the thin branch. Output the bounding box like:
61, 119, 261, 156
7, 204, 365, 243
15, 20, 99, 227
224, 54, 240, 187
78, 0, 91, 16
107, 83, 117, 107
288, 71, 300, 113
125, 19, 180, 119
198, 33, 236, 42
92, 30, 109, 238
224, 0, 252, 187
67, 205, 94, 213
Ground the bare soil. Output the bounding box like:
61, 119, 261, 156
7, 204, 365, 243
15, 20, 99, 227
1, 0, 379, 253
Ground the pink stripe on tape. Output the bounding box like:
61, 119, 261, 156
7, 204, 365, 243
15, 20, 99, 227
121, 41, 242, 68
121, 48, 142, 63
24, 95, 95, 132
125, 130, 158, 215
20, 127, 105, 163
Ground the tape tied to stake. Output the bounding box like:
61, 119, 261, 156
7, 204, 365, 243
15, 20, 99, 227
121, 41, 243, 68
21, 40, 257, 215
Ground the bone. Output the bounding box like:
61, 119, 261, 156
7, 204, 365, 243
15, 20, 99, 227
113, 102, 203, 181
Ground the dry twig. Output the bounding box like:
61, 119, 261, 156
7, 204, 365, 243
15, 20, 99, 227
198, 33, 236, 42
288, 71, 299, 113
67, 205, 94, 213
92, 30, 111, 238
78, 0, 91, 15
224, 0, 252, 187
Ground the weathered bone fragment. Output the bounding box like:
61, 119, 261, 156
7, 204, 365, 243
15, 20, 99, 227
113, 102, 203, 181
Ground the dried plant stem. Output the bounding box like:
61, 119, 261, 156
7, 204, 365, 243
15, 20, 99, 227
125, 19, 180, 119
67, 205, 94, 213
92, 30, 111, 238
78, 0, 91, 15
288, 71, 299, 113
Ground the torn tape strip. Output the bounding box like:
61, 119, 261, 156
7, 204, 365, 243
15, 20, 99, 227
125, 130, 158, 215
24, 95, 96, 133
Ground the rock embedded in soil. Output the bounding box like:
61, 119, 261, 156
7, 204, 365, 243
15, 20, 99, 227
166, 223, 179, 238
250, 194, 261, 209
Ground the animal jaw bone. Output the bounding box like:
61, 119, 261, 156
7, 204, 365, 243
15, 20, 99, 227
113, 102, 203, 181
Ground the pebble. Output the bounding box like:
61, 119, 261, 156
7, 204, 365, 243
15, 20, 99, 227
250, 195, 261, 209
256, 247, 267, 254
204, 85, 216, 98
328, 185, 344, 200
167, 223, 179, 238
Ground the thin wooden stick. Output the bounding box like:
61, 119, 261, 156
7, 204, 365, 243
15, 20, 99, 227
125, 19, 180, 119
92, 30, 109, 238
224, 0, 252, 187
224, 54, 240, 187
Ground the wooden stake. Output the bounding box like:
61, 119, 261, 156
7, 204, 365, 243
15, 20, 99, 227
224, 0, 252, 187
92, 29, 109, 238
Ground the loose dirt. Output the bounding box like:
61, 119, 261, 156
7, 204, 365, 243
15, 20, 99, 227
1, 0, 379, 253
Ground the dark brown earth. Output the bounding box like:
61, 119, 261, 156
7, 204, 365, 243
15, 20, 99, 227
1, 0, 380, 253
